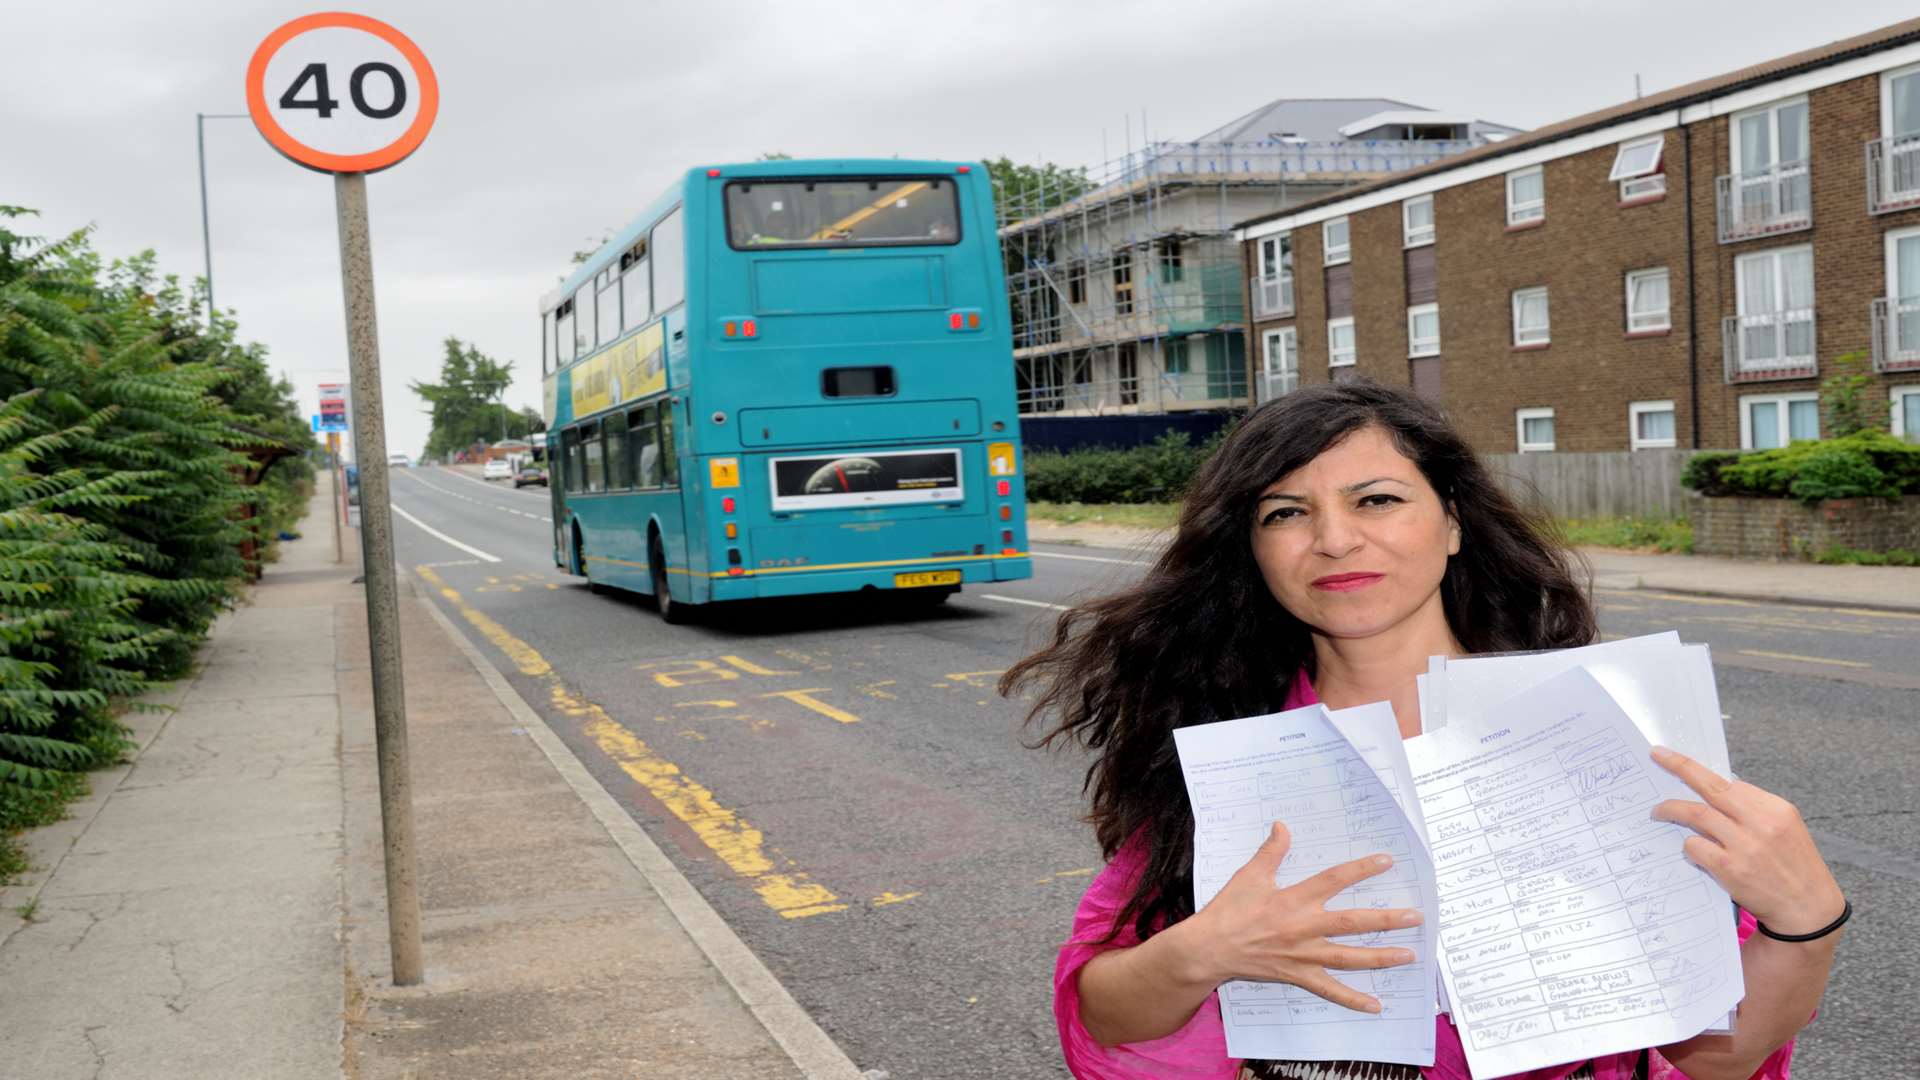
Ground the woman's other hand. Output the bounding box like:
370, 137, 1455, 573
1650, 747, 1846, 935
1189, 821, 1423, 1013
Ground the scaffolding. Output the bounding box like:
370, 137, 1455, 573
996, 137, 1482, 417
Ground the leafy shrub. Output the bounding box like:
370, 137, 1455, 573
1681, 431, 1920, 504
1024, 427, 1233, 505
1, 208, 314, 872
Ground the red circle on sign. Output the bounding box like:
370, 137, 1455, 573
246, 12, 439, 174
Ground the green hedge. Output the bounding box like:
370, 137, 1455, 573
1682, 430, 1920, 504
1023, 428, 1230, 504
1, 208, 314, 876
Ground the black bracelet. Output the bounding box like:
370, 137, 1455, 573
1756, 899, 1851, 942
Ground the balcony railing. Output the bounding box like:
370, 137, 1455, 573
1252, 274, 1294, 319
1716, 160, 1811, 243
1257, 371, 1299, 403
1872, 297, 1920, 373
1722, 310, 1817, 383
1867, 136, 1920, 215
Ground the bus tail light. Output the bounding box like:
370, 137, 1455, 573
948, 312, 963, 331
999, 505, 1012, 521
727, 548, 743, 574
947, 308, 981, 332
996, 480, 1011, 497
725, 522, 738, 540
721, 496, 736, 514
722, 317, 758, 339
743, 319, 757, 338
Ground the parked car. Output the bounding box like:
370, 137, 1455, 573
387, 453, 412, 468
482, 458, 513, 481
513, 466, 548, 489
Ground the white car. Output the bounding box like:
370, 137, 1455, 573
483, 458, 513, 481
387, 453, 412, 468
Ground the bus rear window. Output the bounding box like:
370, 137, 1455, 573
726, 178, 960, 249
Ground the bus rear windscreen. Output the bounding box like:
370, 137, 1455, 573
726, 178, 960, 249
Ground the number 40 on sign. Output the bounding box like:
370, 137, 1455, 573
246, 12, 439, 175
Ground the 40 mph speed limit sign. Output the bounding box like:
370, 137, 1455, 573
246, 12, 438, 174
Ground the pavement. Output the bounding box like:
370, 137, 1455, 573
0, 474, 867, 1079
1027, 520, 1920, 613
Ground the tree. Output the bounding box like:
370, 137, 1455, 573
1819, 350, 1883, 437
411, 338, 540, 460
984, 157, 1093, 224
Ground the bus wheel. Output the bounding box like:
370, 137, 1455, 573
650, 537, 694, 625
576, 528, 608, 594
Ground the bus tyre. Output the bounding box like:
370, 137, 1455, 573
576, 529, 609, 594
651, 539, 694, 625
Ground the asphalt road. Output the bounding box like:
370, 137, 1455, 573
384, 465, 1916, 1080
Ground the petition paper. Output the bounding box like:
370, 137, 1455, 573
1404, 668, 1742, 1077
1175, 704, 1439, 1065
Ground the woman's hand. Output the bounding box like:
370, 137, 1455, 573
1650, 747, 1845, 935
1188, 821, 1423, 1013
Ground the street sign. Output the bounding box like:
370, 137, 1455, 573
245, 12, 439, 175
318, 380, 349, 430
249, 12, 432, 987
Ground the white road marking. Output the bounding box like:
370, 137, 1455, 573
982, 593, 1070, 612
419, 559, 482, 568
390, 502, 503, 562
397, 469, 553, 523
1031, 549, 1150, 566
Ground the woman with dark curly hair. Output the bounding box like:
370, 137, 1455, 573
1002, 380, 1843, 1080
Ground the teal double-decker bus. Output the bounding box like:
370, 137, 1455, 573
539, 159, 1031, 622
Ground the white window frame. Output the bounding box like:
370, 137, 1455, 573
1628, 399, 1678, 450
1516, 407, 1556, 453
1625, 267, 1671, 333
1403, 195, 1435, 247
1731, 95, 1810, 175
1407, 303, 1440, 358
1610, 135, 1666, 201
1892, 385, 1920, 439
1257, 233, 1294, 315
1260, 326, 1299, 401
1882, 61, 1920, 140
1323, 216, 1351, 265
1739, 391, 1820, 449
1328, 317, 1356, 367
1506, 165, 1545, 226
1512, 286, 1550, 346
1885, 224, 1920, 298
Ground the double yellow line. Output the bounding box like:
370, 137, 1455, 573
415, 565, 847, 919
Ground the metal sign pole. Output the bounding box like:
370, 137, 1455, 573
333, 170, 424, 987
328, 432, 344, 564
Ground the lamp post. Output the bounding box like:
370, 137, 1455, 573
196, 112, 251, 332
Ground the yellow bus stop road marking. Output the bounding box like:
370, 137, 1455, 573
416, 564, 849, 919
1736, 649, 1872, 669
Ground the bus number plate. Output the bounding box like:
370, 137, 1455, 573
894, 570, 960, 589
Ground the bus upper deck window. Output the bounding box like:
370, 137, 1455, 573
822, 366, 896, 398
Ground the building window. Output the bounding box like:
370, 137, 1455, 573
1512, 286, 1550, 346
1328, 317, 1356, 367
1626, 268, 1671, 332
1116, 343, 1138, 405
1260, 327, 1298, 401
1066, 260, 1087, 305
1516, 407, 1556, 452
1732, 246, 1815, 376
1403, 195, 1435, 247
1727, 97, 1810, 238
1256, 234, 1293, 316
1740, 392, 1819, 449
1407, 303, 1440, 357
1323, 217, 1350, 265
1629, 400, 1677, 450
1876, 64, 1920, 211
1610, 136, 1666, 201
1113, 249, 1134, 314
1506, 166, 1545, 226
1893, 385, 1920, 440
1158, 237, 1184, 284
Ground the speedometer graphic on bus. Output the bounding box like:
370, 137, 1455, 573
804, 457, 885, 493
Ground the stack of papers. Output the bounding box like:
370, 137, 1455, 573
1173, 634, 1744, 1075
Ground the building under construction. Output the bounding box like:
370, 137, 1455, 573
997, 99, 1519, 428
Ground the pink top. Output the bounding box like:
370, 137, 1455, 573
1053, 677, 1798, 1080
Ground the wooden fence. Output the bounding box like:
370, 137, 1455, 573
1482, 450, 1703, 519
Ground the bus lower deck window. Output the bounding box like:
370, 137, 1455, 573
822, 366, 895, 398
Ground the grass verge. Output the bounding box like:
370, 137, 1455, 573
1555, 517, 1694, 553
1028, 501, 1181, 530
1813, 546, 1920, 566
0, 771, 88, 887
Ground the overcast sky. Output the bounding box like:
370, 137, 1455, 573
4, 0, 1914, 459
